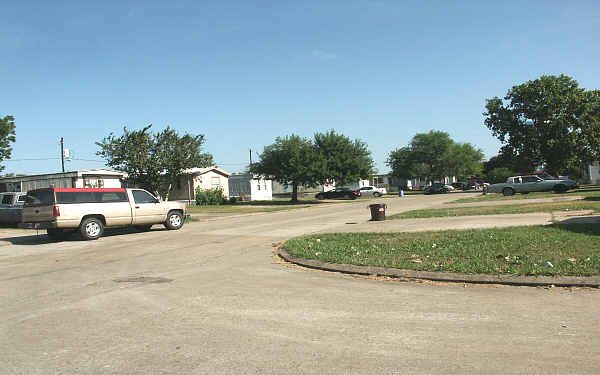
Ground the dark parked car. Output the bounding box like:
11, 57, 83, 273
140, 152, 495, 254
451, 182, 468, 190
315, 188, 361, 200
423, 183, 449, 195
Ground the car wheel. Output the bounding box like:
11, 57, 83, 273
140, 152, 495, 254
135, 225, 153, 232
164, 211, 184, 230
553, 184, 568, 193
316, 194, 324, 200
502, 188, 515, 196
373, 192, 381, 197
80, 217, 104, 240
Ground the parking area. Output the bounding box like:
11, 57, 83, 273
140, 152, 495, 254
1, 194, 599, 374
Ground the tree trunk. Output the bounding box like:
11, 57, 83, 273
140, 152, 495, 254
291, 183, 298, 203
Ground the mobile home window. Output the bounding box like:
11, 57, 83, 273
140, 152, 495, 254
2, 194, 13, 205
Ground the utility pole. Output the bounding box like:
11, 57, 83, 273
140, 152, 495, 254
249, 149, 253, 167
60, 137, 65, 172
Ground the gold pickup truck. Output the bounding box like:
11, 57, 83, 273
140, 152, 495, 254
20, 188, 187, 240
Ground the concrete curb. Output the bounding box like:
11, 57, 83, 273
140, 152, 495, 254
277, 247, 600, 288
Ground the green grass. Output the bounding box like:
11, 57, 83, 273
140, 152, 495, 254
390, 198, 600, 219
284, 225, 600, 276
451, 185, 600, 203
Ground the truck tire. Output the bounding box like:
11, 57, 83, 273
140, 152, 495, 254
164, 211, 184, 230
502, 187, 515, 196
80, 217, 104, 240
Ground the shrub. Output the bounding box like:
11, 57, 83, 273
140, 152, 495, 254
195, 187, 226, 205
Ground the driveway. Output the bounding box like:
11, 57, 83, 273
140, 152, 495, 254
1, 194, 599, 374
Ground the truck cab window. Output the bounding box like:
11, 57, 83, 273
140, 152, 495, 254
132, 190, 158, 204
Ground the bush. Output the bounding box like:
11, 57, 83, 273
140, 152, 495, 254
195, 187, 226, 205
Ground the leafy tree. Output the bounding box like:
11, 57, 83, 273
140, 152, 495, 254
250, 135, 321, 202
409, 131, 454, 180
486, 167, 514, 184
153, 127, 214, 198
484, 74, 600, 176
483, 149, 537, 177
313, 130, 374, 186
0, 115, 16, 172
386, 131, 483, 182
96, 125, 213, 198
445, 142, 484, 179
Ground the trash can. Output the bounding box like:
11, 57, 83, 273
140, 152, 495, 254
369, 203, 387, 221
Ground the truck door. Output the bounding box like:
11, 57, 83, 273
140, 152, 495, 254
130, 190, 166, 224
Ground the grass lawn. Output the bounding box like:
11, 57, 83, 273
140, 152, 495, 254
451, 185, 600, 203
283, 225, 600, 276
390, 197, 600, 219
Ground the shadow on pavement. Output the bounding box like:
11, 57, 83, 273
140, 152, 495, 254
0, 226, 169, 245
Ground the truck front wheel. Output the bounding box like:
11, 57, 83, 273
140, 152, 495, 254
164, 211, 184, 230
80, 217, 104, 240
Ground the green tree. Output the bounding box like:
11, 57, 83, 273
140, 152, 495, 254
486, 167, 514, 184
483, 148, 537, 177
0, 115, 16, 172
445, 142, 484, 179
96, 125, 213, 198
484, 74, 600, 176
250, 135, 321, 202
153, 127, 214, 199
387, 131, 482, 182
313, 130, 374, 186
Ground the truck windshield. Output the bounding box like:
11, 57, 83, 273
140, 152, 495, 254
24, 190, 54, 207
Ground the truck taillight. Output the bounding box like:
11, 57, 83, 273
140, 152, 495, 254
53, 205, 60, 217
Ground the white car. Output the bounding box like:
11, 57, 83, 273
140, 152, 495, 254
358, 186, 387, 197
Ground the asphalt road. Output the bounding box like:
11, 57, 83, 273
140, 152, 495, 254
1, 194, 599, 374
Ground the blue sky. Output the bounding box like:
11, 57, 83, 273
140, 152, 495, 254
2, 1, 599, 175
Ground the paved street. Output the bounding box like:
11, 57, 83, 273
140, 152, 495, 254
1, 194, 599, 374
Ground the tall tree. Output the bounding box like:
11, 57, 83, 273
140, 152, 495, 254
153, 127, 214, 198
313, 130, 374, 186
445, 142, 484, 179
0, 115, 16, 172
250, 135, 320, 202
96, 125, 213, 198
387, 131, 484, 183
484, 74, 600, 175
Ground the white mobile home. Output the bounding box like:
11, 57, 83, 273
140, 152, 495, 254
0, 169, 126, 192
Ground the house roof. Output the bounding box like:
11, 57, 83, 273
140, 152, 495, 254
0, 169, 127, 182
182, 166, 231, 177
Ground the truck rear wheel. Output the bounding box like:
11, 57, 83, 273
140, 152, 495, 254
164, 211, 184, 230
80, 217, 104, 240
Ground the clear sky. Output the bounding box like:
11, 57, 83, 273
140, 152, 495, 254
2, 0, 599, 175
